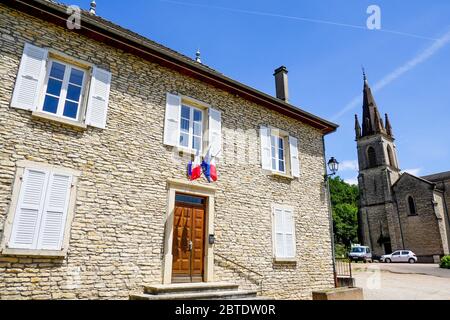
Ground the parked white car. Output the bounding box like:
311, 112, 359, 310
348, 245, 373, 263
381, 250, 417, 263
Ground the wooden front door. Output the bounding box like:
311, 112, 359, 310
172, 194, 206, 283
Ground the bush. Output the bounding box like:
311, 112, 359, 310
440, 256, 450, 269
335, 243, 348, 259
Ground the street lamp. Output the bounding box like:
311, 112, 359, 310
325, 157, 339, 287
326, 157, 339, 178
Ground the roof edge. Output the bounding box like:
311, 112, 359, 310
5, 0, 338, 134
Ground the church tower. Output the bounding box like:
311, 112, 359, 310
355, 72, 402, 255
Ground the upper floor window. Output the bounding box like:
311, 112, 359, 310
164, 93, 222, 157
260, 126, 300, 178
179, 104, 203, 152
367, 147, 377, 168
408, 196, 417, 216
11, 43, 112, 129
271, 134, 286, 174
41, 60, 87, 121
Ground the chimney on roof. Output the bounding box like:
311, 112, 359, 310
274, 66, 289, 103
90, 0, 97, 15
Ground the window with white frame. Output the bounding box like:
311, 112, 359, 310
41, 60, 87, 121
260, 126, 300, 178
179, 104, 203, 152
164, 93, 222, 157
0, 162, 80, 256
272, 205, 296, 260
11, 43, 112, 129
271, 134, 286, 173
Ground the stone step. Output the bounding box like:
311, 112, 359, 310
130, 290, 258, 301
143, 282, 240, 295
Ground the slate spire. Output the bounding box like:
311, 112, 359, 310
361, 71, 386, 137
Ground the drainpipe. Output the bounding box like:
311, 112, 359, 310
322, 136, 337, 288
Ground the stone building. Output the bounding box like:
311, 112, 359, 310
355, 73, 450, 262
0, 0, 338, 299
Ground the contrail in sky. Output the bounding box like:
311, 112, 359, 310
159, 0, 438, 41
332, 28, 450, 121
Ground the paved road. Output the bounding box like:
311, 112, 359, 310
352, 263, 450, 300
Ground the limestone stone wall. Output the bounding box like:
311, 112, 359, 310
0, 5, 334, 299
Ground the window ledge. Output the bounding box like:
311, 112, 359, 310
269, 171, 294, 180
273, 257, 297, 264
1, 248, 67, 258
32, 111, 87, 130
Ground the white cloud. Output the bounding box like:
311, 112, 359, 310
332, 28, 450, 120
403, 168, 422, 176
344, 177, 359, 186
339, 160, 359, 172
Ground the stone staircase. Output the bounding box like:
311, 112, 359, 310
130, 282, 262, 300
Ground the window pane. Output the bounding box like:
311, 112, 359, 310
181, 106, 190, 120
176, 194, 205, 205
193, 136, 201, 151
69, 69, 84, 86
193, 109, 202, 122
278, 147, 284, 161
271, 136, 276, 148
43, 96, 59, 114
180, 133, 189, 148
63, 101, 79, 119
279, 137, 284, 150
66, 84, 82, 102
279, 160, 285, 173
46, 78, 63, 97
180, 118, 190, 133
49, 62, 66, 80
193, 122, 202, 136
272, 158, 277, 171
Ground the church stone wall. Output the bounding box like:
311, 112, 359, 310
393, 176, 444, 257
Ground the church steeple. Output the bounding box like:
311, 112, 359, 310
361, 72, 386, 137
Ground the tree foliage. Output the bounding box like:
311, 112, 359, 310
328, 176, 359, 248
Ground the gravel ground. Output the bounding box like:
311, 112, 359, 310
352, 263, 450, 300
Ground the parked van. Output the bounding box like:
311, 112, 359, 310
348, 245, 372, 263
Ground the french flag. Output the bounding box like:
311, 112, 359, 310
188, 153, 202, 181
202, 151, 218, 183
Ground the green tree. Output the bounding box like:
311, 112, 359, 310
328, 176, 359, 250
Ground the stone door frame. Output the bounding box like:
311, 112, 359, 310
163, 178, 216, 285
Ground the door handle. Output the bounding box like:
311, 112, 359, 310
188, 240, 193, 251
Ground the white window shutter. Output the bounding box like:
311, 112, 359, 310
86, 66, 112, 129
289, 136, 300, 178
209, 108, 222, 158
37, 173, 72, 251
164, 93, 181, 147
11, 43, 48, 111
274, 208, 285, 258
260, 126, 272, 171
283, 209, 296, 258
9, 169, 49, 249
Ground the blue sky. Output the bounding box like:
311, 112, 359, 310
63, 0, 450, 184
